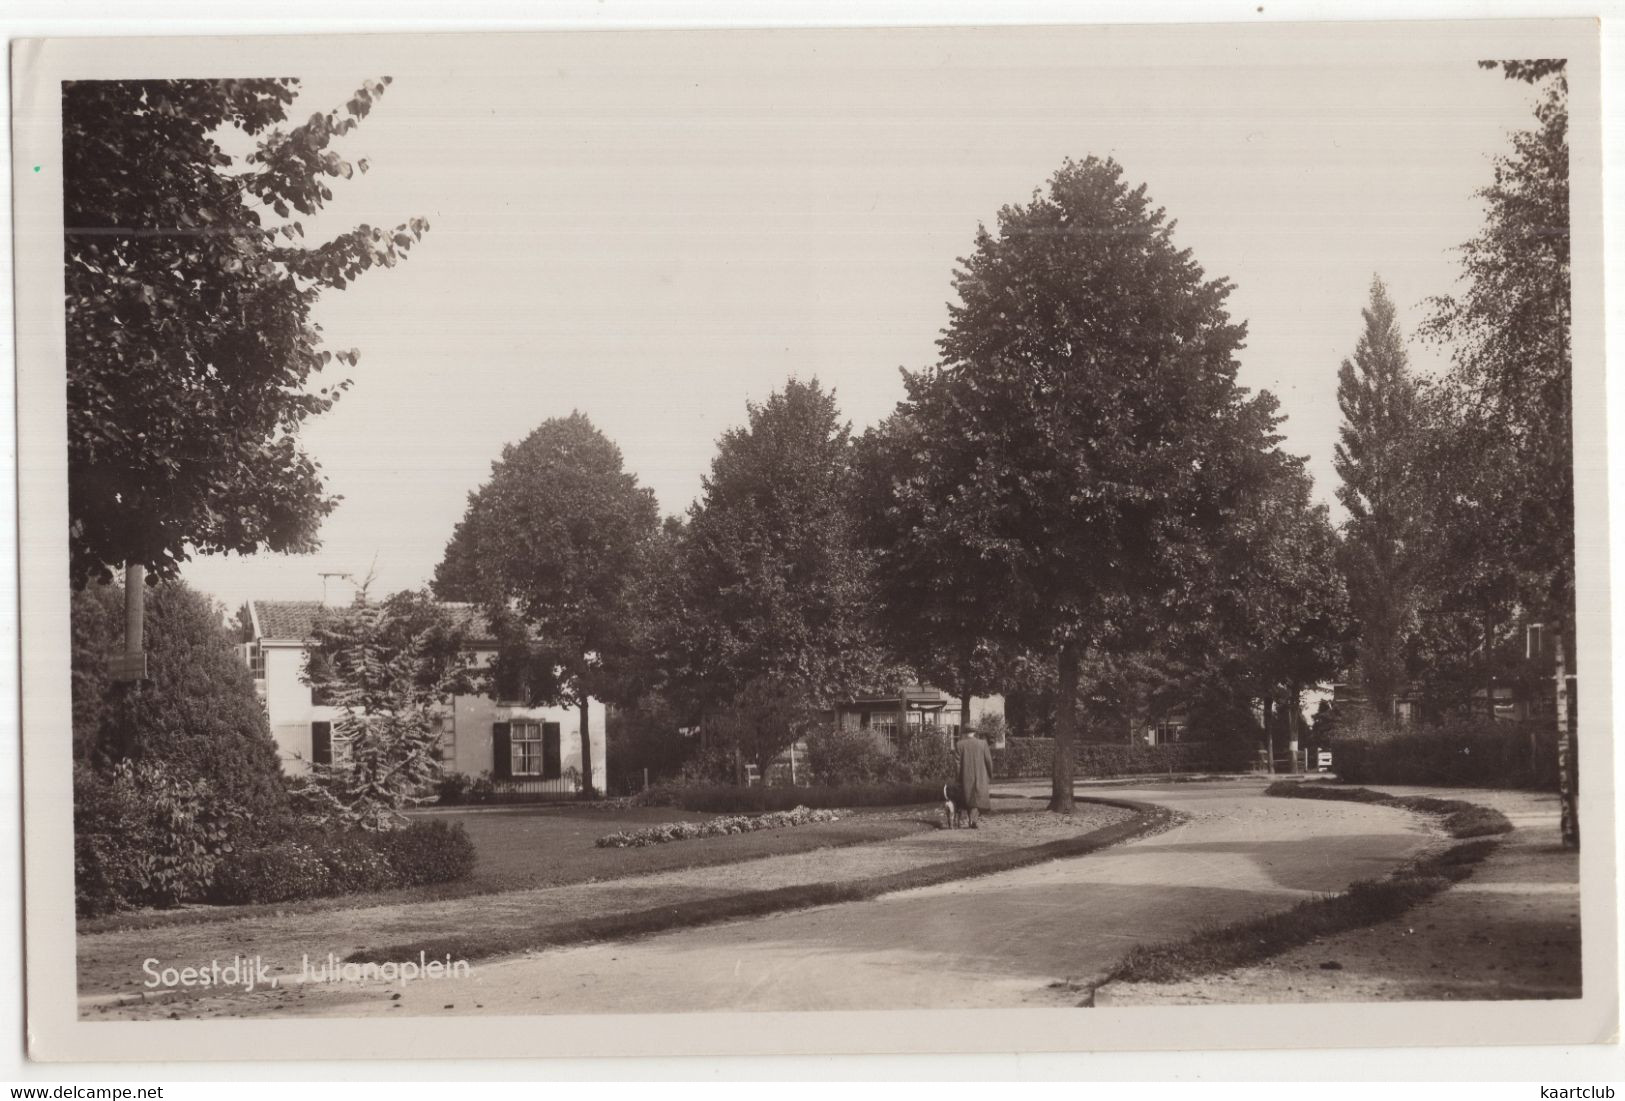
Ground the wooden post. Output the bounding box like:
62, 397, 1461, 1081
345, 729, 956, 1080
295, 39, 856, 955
1287, 683, 1300, 774
110, 562, 149, 683
1556, 628, 1577, 848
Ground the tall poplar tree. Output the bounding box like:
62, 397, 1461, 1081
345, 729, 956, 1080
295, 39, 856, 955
1333, 277, 1424, 722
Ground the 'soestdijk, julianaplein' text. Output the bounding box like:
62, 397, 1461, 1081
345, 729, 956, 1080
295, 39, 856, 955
140, 952, 471, 993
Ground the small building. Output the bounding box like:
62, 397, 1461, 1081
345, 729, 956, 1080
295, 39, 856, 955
828, 685, 1006, 750
241, 599, 605, 794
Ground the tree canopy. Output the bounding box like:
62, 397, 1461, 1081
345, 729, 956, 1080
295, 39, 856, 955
65, 77, 429, 588
875, 156, 1284, 810
677, 378, 886, 716
297, 588, 474, 829
1334, 277, 1425, 719
1423, 60, 1572, 629
433, 413, 660, 796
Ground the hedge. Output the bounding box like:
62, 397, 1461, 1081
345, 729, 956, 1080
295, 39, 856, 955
1330, 718, 1559, 790
992, 738, 1251, 779
636, 781, 944, 813
208, 819, 476, 906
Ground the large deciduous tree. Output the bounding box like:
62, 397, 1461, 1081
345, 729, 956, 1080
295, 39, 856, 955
678, 379, 886, 765
875, 156, 1282, 812
1422, 59, 1572, 639
432, 414, 659, 797
65, 77, 429, 588
1334, 276, 1425, 722
1423, 59, 1575, 843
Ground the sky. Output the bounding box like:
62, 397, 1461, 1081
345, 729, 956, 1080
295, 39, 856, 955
174, 24, 1545, 614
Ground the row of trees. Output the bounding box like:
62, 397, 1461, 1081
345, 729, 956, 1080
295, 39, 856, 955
431, 157, 1353, 810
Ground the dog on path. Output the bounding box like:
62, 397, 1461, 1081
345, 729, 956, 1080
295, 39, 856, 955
942, 783, 968, 829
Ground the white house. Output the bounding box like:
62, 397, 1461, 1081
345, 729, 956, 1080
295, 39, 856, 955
241, 600, 607, 793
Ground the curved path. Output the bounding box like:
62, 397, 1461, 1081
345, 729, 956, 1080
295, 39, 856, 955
280, 777, 1440, 1017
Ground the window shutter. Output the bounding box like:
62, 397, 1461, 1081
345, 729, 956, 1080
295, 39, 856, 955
543, 721, 562, 781
311, 721, 332, 766
492, 722, 512, 780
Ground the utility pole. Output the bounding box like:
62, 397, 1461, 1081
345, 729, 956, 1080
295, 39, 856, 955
110, 562, 148, 683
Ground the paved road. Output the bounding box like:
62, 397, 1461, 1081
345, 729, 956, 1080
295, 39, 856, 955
290, 778, 1439, 1017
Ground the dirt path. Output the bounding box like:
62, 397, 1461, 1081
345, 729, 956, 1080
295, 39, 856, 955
1095, 786, 1581, 1005
83, 800, 1133, 1017
178, 778, 1437, 1018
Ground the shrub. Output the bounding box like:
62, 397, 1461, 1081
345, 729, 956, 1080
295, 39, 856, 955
992, 737, 1250, 780
367, 819, 477, 887
896, 729, 957, 784
73, 759, 237, 916
1331, 716, 1558, 790
436, 771, 471, 805
314, 829, 399, 892
606, 699, 696, 792
803, 726, 903, 785
677, 746, 740, 786
210, 837, 335, 904
209, 819, 475, 904
77, 581, 288, 822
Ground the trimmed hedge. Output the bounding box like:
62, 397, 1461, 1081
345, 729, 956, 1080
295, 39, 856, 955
992, 738, 1251, 780
208, 820, 477, 906
1331, 718, 1559, 790
636, 781, 943, 813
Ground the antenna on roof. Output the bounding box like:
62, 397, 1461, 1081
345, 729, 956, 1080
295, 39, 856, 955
319, 571, 356, 607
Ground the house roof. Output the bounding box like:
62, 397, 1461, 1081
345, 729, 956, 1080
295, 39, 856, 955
248, 599, 495, 644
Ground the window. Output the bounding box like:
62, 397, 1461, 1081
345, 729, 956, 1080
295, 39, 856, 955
433, 712, 456, 765
311, 721, 333, 766
510, 721, 562, 779
245, 643, 265, 680
1527, 622, 1546, 660
1154, 717, 1185, 744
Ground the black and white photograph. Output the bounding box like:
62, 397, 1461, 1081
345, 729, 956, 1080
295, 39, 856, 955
9, 15, 1616, 1065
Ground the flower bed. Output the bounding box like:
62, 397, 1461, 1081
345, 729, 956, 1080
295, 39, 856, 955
595, 805, 842, 848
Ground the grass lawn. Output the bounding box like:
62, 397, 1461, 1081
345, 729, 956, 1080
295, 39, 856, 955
78, 802, 938, 936
433, 803, 937, 891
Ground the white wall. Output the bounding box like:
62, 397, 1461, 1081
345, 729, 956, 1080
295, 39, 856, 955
450, 693, 607, 788
263, 643, 329, 774
259, 640, 607, 788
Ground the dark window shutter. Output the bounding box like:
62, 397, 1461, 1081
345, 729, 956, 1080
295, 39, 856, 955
542, 722, 562, 780
311, 722, 332, 766
492, 722, 512, 780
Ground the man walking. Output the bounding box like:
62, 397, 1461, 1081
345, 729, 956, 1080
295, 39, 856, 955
955, 726, 994, 828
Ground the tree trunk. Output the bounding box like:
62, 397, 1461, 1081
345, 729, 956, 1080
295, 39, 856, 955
1263, 696, 1276, 774
1288, 681, 1301, 774
124, 562, 145, 655
1484, 609, 1497, 720
960, 691, 972, 733
1049, 641, 1079, 813
1555, 627, 1577, 848
580, 696, 597, 797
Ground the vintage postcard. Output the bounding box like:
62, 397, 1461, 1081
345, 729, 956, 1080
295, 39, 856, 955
12, 19, 1616, 1063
